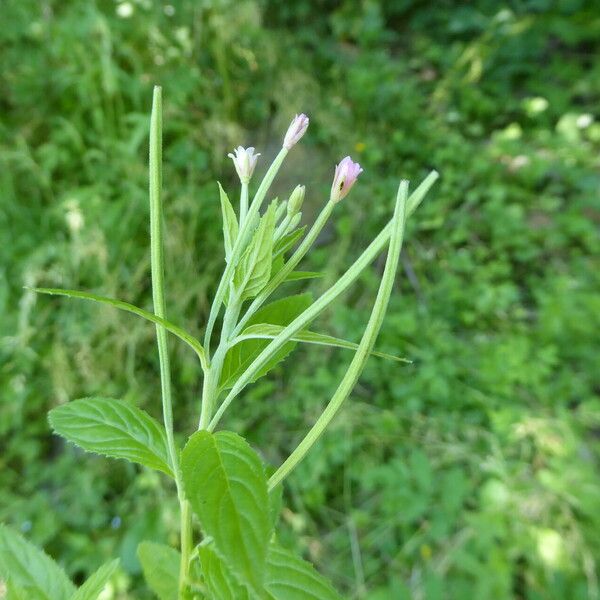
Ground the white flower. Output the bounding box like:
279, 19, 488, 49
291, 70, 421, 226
228, 146, 260, 183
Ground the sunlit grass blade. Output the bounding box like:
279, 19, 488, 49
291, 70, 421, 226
30, 287, 207, 370
232, 324, 410, 362
268, 180, 409, 490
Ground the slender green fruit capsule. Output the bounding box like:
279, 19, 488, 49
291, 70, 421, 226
286, 185, 305, 217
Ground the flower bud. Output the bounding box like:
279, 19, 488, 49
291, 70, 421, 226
287, 212, 302, 232
228, 146, 260, 183
283, 114, 309, 149
330, 156, 363, 203
286, 185, 305, 217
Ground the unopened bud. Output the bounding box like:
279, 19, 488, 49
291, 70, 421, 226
287, 185, 305, 217
287, 212, 302, 232
330, 156, 363, 203
283, 114, 309, 149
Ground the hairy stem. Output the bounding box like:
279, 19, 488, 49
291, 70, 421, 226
239, 181, 249, 226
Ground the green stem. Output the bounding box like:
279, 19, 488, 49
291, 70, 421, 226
149, 86, 190, 598
274, 213, 291, 240
203, 147, 289, 353
268, 181, 408, 490
199, 294, 242, 429
239, 181, 249, 226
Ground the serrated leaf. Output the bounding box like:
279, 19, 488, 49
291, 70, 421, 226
137, 541, 180, 600
219, 294, 312, 390
31, 288, 207, 368
0, 524, 75, 600
198, 543, 251, 600
265, 544, 342, 600
70, 559, 119, 600
233, 324, 410, 363
218, 183, 239, 262
284, 271, 323, 282
181, 431, 271, 592
48, 398, 173, 477
233, 202, 276, 300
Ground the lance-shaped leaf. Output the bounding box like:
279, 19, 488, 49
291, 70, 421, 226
219, 183, 239, 262
137, 542, 180, 600
30, 288, 207, 369
49, 398, 173, 477
233, 324, 409, 363
0, 524, 75, 600
284, 271, 323, 282
233, 202, 277, 300
265, 544, 342, 600
273, 227, 305, 259
70, 559, 119, 600
198, 542, 252, 600
219, 294, 312, 390
181, 431, 271, 591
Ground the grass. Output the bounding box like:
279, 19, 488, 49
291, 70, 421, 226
1, 0, 599, 598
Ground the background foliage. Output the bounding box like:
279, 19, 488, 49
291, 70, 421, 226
1, 0, 599, 598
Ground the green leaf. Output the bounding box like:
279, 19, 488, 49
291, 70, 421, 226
198, 543, 251, 600
233, 324, 410, 362
137, 541, 180, 600
31, 288, 207, 369
283, 271, 323, 283
48, 398, 173, 477
219, 294, 312, 390
181, 431, 271, 591
265, 544, 342, 600
273, 227, 305, 259
219, 183, 239, 263
0, 524, 75, 600
233, 202, 277, 300
6, 581, 39, 600
70, 559, 119, 600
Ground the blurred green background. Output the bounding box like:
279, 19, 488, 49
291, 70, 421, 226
1, 0, 599, 598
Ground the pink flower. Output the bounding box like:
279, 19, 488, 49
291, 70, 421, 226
330, 156, 363, 202
228, 146, 260, 183
283, 114, 309, 149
